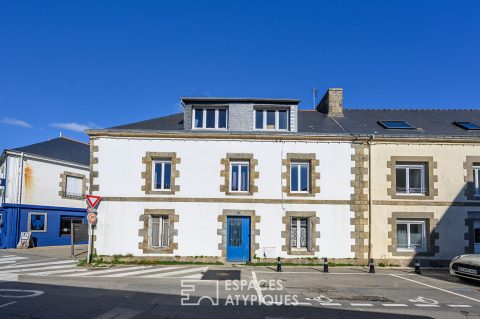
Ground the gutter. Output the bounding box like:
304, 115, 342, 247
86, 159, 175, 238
367, 134, 374, 261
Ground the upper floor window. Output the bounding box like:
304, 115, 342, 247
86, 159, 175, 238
230, 161, 249, 192
290, 162, 309, 193
65, 176, 83, 198
153, 160, 172, 190
255, 109, 289, 130
396, 163, 426, 195
193, 108, 227, 129
474, 165, 480, 197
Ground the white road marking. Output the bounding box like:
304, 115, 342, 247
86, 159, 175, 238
251, 271, 265, 305
447, 304, 472, 308
181, 273, 203, 279
294, 301, 312, 306
0, 301, 16, 308
0, 289, 44, 298
0, 257, 28, 264
142, 267, 209, 278
0, 274, 19, 281
102, 266, 183, 278
350, 303, 373, 307
3, 264, 77, 274
94, 307, 141, 319
391, 274, 480, 303
34, 268, 88, 276
415, 304, 440, 307
62, 266, 149, 277
2, 258, 56, 266
382, 304, 408, 307
0, 260, 76, 271
320, 303, 342, 306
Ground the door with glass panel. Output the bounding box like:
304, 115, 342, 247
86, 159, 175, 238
396, 220, 426, 252
474, 221, 480, 254
226, 216, 250, 262
291, 218, 309, 251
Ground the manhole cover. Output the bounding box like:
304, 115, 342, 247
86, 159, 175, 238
201, 270, 241, 280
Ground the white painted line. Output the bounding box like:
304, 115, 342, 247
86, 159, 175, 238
0, 301, 16, 308
0, 260, 76, 271
34, 268, 88, 276
62, 266, 148, 277
102, 266, 183, 278
320, 303, 342, 306
0, 274, 19, 281
94, 307, 141, 319
382, 304, 408, 307
415, 304, 440, 307
0, 289, 44, 298
447, 304, 472, 308
181, 273, 203, 279
4, 258, 56, 266
294, 301, 312, 306
142, 267, 209, 278
390, 274, 480, 303
3, 264, 77, 274
251, 271, 265, 305
350, 303, 373, 307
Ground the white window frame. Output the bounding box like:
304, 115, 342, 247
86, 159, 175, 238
65, 175, 83, 198
229, 161, 249, 193
148, 215, 169, 248
290, 162, 310, 193
152, 160, 172, 191
396, 220, 427, 252
254, 109, 289, 131
192, 108, 228, 129
291, 217, 309, 250
396, 164, 426, 195
474, 166, 480, 197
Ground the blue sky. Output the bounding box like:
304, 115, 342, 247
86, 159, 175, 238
1, 0, 479, 149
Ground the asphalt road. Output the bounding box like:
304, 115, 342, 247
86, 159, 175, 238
1, 251, 480, 318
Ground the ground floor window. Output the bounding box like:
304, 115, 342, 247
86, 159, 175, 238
474, 165, 480, 197
28, 212, 47, 232
148, 215, 169, 248
291, 217, 309, 250
396, 219, 426, 252
60, 216, 84, 235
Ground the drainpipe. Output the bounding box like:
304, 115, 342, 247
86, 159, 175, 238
17, 153, 24, 204
367, 135, 374, 260
2, 154, 7, 204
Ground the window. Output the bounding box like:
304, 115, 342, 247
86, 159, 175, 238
255, 109, 289, 130
28, 213, 47, 232
396, 220, 426, 252
65, 176, 83, 197
148, 215, 169, 248
290, 162, 309, 192
193, 108, 228, 129
454, 121, 480, 130
230, 162, 249, 192
396, 164, 426, 195
291, 217, 308, 250
474, 165, 480, 197
153, 160, 172, 190
60, 217, 83, 235
378, 121, 415, 129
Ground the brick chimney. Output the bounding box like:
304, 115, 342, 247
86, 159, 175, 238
316, 88, 343, 117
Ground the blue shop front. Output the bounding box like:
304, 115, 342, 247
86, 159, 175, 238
0, 203, 87, 249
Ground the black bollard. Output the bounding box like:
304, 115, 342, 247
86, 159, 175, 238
369, 258, 375, 273
414, 259, 421, 274
276, 257, 282, 272
323, 257, 329, 273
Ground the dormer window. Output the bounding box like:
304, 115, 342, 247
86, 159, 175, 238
255, 109, 289, 130
193, 108, 227, 129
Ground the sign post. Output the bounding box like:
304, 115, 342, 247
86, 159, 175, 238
85, 195, 101, 264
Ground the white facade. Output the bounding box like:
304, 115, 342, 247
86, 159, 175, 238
1, 152, 89, 208
93, 137, 356, 260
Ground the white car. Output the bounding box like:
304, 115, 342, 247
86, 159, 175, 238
450, 254, 480, 280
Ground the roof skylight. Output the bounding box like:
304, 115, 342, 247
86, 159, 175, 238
377, 121, 415, 129
453, 121, 480, 130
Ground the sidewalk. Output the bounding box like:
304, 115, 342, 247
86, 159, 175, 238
2, 244, 87, 260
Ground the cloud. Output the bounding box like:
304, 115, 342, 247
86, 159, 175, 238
50, 122, 101, 133
0, 117, 33, 128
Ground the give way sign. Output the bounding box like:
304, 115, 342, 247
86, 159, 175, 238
85, 195, 101, 208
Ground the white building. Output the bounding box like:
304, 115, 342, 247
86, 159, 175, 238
89, 90, 367, 263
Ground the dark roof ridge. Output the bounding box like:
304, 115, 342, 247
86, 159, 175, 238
344, 108, 480, 111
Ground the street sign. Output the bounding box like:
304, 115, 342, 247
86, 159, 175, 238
87, 206, 97, 214
0, 178, 5, 187
86, 195, 101, 208
87, 213, 97, 224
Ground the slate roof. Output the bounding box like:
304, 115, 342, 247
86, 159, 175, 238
8, 137, 90, 166
110, 113, 184, 131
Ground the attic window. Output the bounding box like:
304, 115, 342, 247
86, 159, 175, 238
378, 121, 415, 129
454, 121, 480, 130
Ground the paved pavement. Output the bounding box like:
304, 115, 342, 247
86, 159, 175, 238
1, 250, 480, 318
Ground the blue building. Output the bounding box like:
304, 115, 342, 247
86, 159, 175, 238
0, 137, 89, 248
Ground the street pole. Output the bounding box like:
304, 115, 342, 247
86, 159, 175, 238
87, 223, 92, 263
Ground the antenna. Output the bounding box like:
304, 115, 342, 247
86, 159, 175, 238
312, 87, 318, 109
59, 131, 62, 138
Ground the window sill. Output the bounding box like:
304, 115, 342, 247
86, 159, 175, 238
192, 128, 228, 131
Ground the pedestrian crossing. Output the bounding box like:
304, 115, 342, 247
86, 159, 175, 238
0, 253, 208, 280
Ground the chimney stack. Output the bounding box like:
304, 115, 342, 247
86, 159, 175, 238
316, 88, 343, 117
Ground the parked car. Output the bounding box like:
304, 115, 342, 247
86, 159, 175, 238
450, 255, 480, 281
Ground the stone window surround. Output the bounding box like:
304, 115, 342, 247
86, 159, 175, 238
281, 211, 320, 256
387, 156, 438, 200
464, 156, 480, 200
464, 211, 480, 253
141, 152, 180, 195
27, 212, 48, 232
59, 171, 87, 199
138, 209, 179, 254
217, 209, 260, 262
282, 153, 320, 197
387, 211, 438, 257
220, 153, 259, 196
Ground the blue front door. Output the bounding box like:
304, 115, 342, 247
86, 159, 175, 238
226, 216, 250, 262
